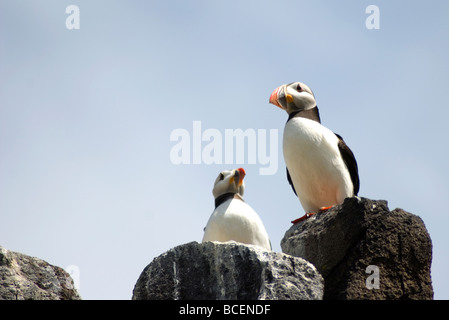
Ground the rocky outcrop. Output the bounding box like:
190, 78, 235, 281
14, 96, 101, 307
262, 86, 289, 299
0, 246, 81, 300
281, 197, 433, 300
132, 241, 323, 300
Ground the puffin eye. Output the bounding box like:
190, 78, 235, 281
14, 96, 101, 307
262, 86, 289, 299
296, 84, 303, 91
219, 173, 224, 181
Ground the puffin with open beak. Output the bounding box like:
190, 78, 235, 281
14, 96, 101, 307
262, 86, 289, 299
202, 168, 271, 250
269, 82, 359, 223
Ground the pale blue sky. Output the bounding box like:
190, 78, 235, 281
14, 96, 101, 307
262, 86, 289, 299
1, 1, 448, 299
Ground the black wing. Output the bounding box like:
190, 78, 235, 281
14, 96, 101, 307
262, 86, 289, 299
335, 133, 360, 195
286, 167, 297, 196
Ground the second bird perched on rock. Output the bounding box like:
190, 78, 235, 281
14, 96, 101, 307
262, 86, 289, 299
202, 168, 271, 251
269, 82, 360, 224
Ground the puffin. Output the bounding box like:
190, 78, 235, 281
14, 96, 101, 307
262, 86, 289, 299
202, 168, 271, 251
269, 82, 359, 223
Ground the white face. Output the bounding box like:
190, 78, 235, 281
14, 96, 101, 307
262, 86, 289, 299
212, 168, 245, 199
269, 82, 316, 114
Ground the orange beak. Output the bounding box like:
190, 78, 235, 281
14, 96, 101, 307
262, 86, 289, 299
237, 168, 246, 185
269, 85, 284, 109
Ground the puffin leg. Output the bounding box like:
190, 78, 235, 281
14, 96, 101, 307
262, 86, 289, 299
319, 205, 333, 212
291, 212, 316, 224
291, 206, 335, 224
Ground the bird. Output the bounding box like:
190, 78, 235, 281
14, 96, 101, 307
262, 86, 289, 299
269, 82, 359, 224
202, 168, 271, 250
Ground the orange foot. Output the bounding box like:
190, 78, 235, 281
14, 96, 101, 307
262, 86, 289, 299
291, 206, 335, 224
291, 212, 316, 224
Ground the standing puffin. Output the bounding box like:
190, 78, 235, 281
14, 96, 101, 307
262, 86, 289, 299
269, 82, 359, 223
202, 168, 271, 250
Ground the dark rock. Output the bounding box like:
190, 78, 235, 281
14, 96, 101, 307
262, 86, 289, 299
281, 197, 433, 300
132, 241, 323, 300
0, 245, 81, 300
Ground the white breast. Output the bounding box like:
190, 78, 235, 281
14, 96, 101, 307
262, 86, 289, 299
202, 199, 271, 251
283, 117, 353, 213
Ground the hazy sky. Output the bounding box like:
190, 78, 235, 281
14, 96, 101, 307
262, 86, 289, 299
1, 1, 448, 300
